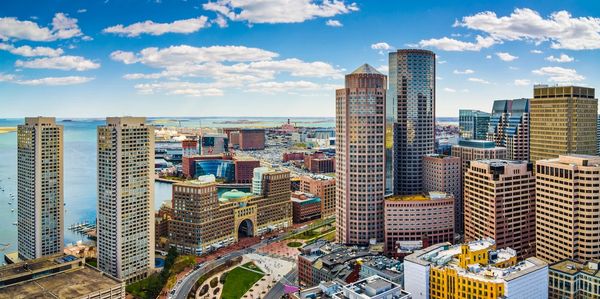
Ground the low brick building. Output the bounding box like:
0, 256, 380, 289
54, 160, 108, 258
291, 191, 322, 223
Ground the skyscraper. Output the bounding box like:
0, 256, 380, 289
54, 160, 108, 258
530, 85, 597, 162
487, 99, 530, 161
97, 117, 155, 283
336, 64, 386, 244
464, 160, 536, 258
536, 155, 600, 263
459, 109, 490, 140
17, 117, 63, 260
387, 49, 435, 195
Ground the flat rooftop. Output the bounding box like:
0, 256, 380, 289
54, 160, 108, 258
386, 192, 451, 202
0, 266, 122, 299
0, 254, 78, 279
551, 259, 600, 278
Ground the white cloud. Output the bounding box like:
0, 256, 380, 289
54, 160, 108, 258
530, 49, 543, 54
495, 52, 518, 61
509, 66, 519, 70
77, 9, 87, 13
113, 44, 343, 96
202, 0, 358, 24
438, 60, 447, 64
111, 45, 279, 67
326, 19, 342, 27
436, 76, 443, 80
418, 35, 496, 51
15, 55, 100, 71
545, 53, 574, 63
109, 50, 139, 64
246, 81, 333, 94
213, 14, 228, 28
468, 77, 490, 84
443, 87, 456, 92
133, 81, 224, 97
0, 13, 83, 41
16, 76, 94, 85
485, 55, 492, 59
532, 66, 584, 82
0, 73, 16, 81
453, 69, 474, 75
456, 8, 600, 50
371, 42, 392, 50
514, 79, 530, 86
103, 16, 210, 37
0, 43, 63, 57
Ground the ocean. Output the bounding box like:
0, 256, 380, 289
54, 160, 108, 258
0, 117, 335, 261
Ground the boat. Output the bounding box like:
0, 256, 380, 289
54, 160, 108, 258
8, 202, 12, 205
12, 222, 17, 226
11, 209, 14, 212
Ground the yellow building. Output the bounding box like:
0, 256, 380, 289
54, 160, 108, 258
404, 239, 548, 299
530, 85, 597, 163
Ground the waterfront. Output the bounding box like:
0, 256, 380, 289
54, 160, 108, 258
0, 117, 335, 262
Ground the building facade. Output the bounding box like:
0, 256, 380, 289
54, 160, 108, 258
404, 239, 549, 299
17, 117, 64, 260
291, 191, 322, 223
530, 85, 597, 162
238, 129, 265, 150
97, 117, 155, 283
336, 64, 386, 244
536, 155, 600, 263
384, 192, 454, 254
451, 139, 507, 176
233, 158, 260, 184
200, 133, 228, 155
422, 154, 462, 233
459, 109, 490, 140
182, 139, 199, 157
549, 259, 600, 299
300, 175, 336, 218
487, 98, 531, 161
387, 49, 436, 195
464, 160, 536, 258
169, 170, 292, 255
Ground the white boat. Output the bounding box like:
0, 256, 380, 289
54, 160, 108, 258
12, 222, 17, 226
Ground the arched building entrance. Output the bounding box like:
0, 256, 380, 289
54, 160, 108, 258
238, 219, 254, 239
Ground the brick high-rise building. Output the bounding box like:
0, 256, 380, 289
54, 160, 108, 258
530, 85, 597, 162
464, 160, 536, 258
536, 155, 600, 263
97, 117, 155, 283
387, 49, 436, 195
487, 98, 530, 161
299, 175, 335, 218
336, 64, 386, 244
422, 154, 462, 233
17, 117, 64, 260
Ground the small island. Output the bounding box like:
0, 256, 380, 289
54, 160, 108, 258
0, 127, 17, 134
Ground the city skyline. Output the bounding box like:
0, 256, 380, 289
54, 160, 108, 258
2, 1, 600, 117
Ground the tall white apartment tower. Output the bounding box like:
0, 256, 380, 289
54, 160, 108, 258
97, 117, 155, 283
17, 117, 64, 260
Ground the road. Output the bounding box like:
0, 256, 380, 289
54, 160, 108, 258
170, 232, 294, 299
264, 267, 298, 299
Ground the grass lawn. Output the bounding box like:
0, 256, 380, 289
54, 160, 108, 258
86, 258, 97, 268
221, 264, 264, 299
287, 241, 303, 248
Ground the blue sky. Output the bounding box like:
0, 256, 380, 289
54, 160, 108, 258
1, 0, 600, 118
